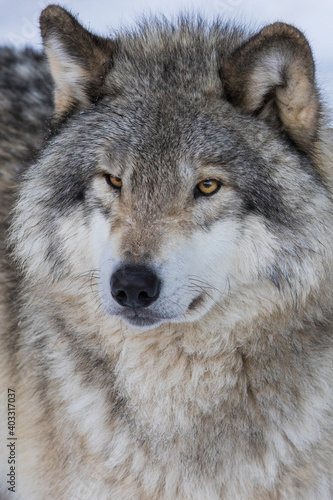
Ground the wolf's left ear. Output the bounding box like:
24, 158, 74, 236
40, 5, 115, 121
220, 23, 320, 152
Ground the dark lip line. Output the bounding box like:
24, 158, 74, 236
120, 313, 167, 328
188, 293, 204, 311
110, 305, 178, 325
111, 293, 204, 325
116, 310, 175, 321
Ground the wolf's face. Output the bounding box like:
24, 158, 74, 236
93, 106, 242, 328
88, 97, 290, 329
12, 7, 331, 330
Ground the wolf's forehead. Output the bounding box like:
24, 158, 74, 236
102, 103, 198, 176
104, 139, 194, 189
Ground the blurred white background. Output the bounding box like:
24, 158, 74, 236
0, 0, 332, 113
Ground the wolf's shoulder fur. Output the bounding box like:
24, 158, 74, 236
1, 6, 333, 500
0, 45, 52, 346
0, 46, 52, 283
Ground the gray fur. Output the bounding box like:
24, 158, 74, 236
0, 6, 333, 499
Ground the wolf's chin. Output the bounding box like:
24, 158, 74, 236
120, 315, 166, 329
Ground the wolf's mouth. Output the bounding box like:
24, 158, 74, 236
118, 309, 167, 328
115, 293, 206, 329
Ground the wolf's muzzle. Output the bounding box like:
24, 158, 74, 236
110, 265, 161, 309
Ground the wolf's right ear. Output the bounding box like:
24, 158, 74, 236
40, 5, 115, 121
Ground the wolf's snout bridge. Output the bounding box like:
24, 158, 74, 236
111, 266, 161, 309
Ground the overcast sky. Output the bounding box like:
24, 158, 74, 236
1, 0, 332, 114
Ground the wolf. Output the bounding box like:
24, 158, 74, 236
0, 4, 333, 499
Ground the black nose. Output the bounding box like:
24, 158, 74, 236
110, 265, 161, 309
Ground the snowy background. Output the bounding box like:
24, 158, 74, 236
0, 0, 332, 115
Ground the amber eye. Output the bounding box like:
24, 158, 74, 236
195, 179, 221, 197
105, 175, 123, 189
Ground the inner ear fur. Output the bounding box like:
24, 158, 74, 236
40, 5, 115, 121
220, 22, 320, 152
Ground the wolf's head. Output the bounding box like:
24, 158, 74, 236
11, 6, 333, 331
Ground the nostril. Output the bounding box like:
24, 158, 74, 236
117, 290, 127, 301
138, 290, 152, 306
